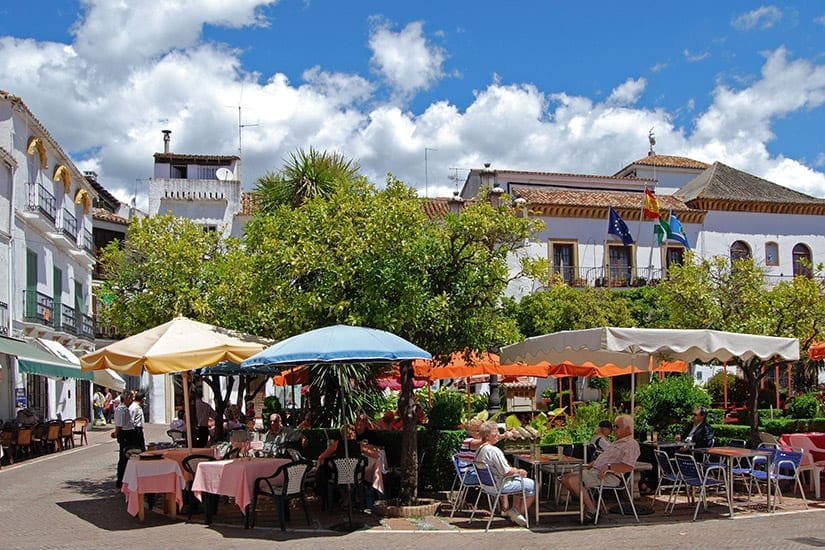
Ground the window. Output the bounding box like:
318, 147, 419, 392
550, 241, 577, 285
665, 247, 684, 270
765, 242, 779, 266
171, 164, 187, 178
792, 243, 812, 278
26, 373, 48, 420
607, 245, 633, 286
730, 240, 751, 262
202, 225, 217, 233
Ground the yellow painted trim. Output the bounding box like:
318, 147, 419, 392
74, 189, 90, 213
26, 136, 48, 169
53, 164, 71, 193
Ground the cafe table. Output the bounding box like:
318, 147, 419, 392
513, 453, 584, 524
121, 457, 186, 521
191, 457, 290, 525
703, 446, 773, 517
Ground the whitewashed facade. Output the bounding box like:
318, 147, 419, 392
0, 90, 98, 422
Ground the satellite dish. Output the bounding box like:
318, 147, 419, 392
216, 167, 233, 181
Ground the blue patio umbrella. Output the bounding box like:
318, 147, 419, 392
241, 325, 431, 530
241, 325, 432, 367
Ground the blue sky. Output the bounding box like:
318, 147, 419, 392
1, 1, 824, 207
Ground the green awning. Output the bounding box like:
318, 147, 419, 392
0, 335, 93, 381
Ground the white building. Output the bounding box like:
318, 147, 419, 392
0, 90, 98, 422
148, 130, 243, 240
459, 153, 825, 300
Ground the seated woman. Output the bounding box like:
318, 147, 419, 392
170, 409, 186, 432
296, 411, 312, 429
315, 424, 381, 510
223, 404, 243, 432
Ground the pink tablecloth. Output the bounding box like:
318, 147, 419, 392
121, 458, 185, 517
191, 458, 289, 514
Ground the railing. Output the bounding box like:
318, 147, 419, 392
80, 313, 95, 340
60, 303, 77, 334
26, 182, 57, 222
59, 209, 78, 241
551, 266, 666, 288
0, 301, 8, 336
80, 229, 93, 254
23, 290, 54, 326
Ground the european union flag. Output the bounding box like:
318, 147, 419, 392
669, 212, 690, 249
608, 207, 634, 246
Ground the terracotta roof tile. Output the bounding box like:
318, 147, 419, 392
512, 186, 691, 211
628, 154, 710, 170
92, 207, 128, 225
677, 162, 823, 204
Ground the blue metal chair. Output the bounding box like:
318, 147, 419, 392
470, 459, 529, 532
450, 452, 480, 518
749, 449, 808, 511
674, 452, 728, 520
653, 449, 684, 513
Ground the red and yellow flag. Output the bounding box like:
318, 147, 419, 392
643, 188, 660, 220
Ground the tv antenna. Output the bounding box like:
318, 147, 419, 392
227, 85, 259, 186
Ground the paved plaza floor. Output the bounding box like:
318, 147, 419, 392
1, 422, 824, 549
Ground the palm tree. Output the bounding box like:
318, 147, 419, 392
254, 147, 360, 211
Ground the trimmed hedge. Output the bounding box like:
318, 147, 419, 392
761, 418, 825, 435
710, 424, 751, 444
707, 408, 725, 425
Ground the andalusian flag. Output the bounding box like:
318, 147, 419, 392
654, 217, 671, 246
643, 188, 660, 220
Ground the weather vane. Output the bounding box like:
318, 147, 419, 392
648, 127, 656, 155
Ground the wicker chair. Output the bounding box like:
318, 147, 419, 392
60, 419, 75, 450
72, 417, 89, 446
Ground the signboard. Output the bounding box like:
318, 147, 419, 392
15, 387, 27, 409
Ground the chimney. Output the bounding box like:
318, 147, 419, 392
162, 129, 171, 154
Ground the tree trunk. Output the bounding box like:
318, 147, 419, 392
398, 360, 418, 506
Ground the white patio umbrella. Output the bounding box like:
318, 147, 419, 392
81, 316, 267, 449
500, 327, 799, 413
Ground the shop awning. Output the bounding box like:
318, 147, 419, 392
0, 335, 93, 381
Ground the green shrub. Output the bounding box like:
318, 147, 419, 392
762, 418, 808, 435
704, 372, 749, 405
757, 408, 784, 420
262, 395, 282, 421
569, 401, 611, 443
707, 408, 725, 425
635, 374, 711, 432
786, 393, 821, 419
425, 388, 467, 430
711, 424, 751, 443
417, 430, 464, 491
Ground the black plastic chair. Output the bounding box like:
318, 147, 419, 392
167, 429, 186, 447
249, 459, 312, 530
181, 454, 216, 520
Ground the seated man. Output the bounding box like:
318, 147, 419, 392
675, 406, 714, 450
475, 420, 535, 527
561, 414, 640, 524
262, 413, 306, 456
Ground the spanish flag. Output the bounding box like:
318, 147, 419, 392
643, 188, 660, 220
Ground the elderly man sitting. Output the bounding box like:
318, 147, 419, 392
561, 414, 640, 524
263, 413, 306, 456
475, 420, 535, 527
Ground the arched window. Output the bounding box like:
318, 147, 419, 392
730, 240, 751, 262
792, 243, 812, 278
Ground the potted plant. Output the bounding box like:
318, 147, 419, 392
540, 387, 557, 406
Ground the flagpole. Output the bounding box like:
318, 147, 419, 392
603, 206, 611, 287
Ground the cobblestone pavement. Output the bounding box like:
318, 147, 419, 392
1, 423, 824, 549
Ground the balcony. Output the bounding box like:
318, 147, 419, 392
0, 301, 8, 336
80, 313, 95, 340
21, 182, 57, 233
48, 208, 79, 250
550, 266, 665, 289
70, 228, 96, 267
23, 290, 54, 326
60, 303, 77, 335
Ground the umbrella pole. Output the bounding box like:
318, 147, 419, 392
630, 354, 636, 418
608, 377, 614, 414
775, 364, 780, 409
182, 371, 193, 452
723, 362, 728, 411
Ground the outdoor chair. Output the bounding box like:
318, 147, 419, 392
60, 419, 75, 450
788, 434, 825, 499
329, 456, 367, 529
592, 467, 639, 525
181, 454, 216, 519
42, 422, 62, 454
167, 429, 186, 447
72, 417, 89, 446
15, 426, 33, 459
449, 452, 480, 518
0, 429, 14, 466
249, 459, 312, 530
673, 452, 728, 521
30, 423, 47, 454
470, 459, 529, 532
653, 449, 684, 513
749, 448, 808, 511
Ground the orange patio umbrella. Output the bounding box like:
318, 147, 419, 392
809, 342, 825, 361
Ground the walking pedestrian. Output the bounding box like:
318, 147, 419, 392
111, 391, 136, 488
130, 392, 146, 452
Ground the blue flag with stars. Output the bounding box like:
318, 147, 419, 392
668, 212, 690, 249
608, 207, 634, 246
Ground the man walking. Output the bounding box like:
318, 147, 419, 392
130, 392, 147, 452
111, 390, 136, 488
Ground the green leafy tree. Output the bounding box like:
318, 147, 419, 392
634, 374, 711, 433
658, 253, 825, 444
704, 371, 750, 405
242, 172, 543, 504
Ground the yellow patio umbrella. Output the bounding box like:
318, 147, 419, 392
80, 316, 267, 449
